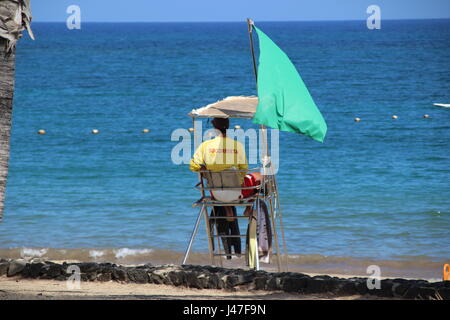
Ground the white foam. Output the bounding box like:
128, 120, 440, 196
114, 248, 153, 259
434, 103, 450, 108
20, 247, 48, 258
89, 250, 105, 259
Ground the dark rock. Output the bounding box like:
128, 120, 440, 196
437, 287, 450, 300
236, 271, 255, 286
167, 270, 185, 286
185, 271, 201, 289
87, 272, 97, 281
416, 287, 439, 300
197, 273, 210, 289
7, 259, 27, 276
403, 286, 420, 299
253, 276, 268, 290
266, 276, 282, 291
351, 278, 369, 295
149, 272, 165, 284
224, 275, 239, 289
98, 263, 115, 275
0, 261, 9, 276
207, 273, 220, 289
281, 275, 308, 293
46, 264, 63, 278
127, 268, 149, 284
305, 276, 339, 294
393, 283, 410, 297
112, 267, 128, 282
149, 266, 176, 285
97, 273, 112, 282
370, 279, 394, 297
335, 280, 358, 296
76, 262, 100, 273
22, 263, 44, 278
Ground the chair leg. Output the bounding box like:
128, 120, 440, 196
182, 205, 204, 265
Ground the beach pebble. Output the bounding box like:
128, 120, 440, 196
37, 129, 46, 135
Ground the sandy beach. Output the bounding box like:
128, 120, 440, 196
2, 259, 445, 300
0, 276, 394, 300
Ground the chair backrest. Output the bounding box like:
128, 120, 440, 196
202, 169, 241, 189
202, 169, 242, 202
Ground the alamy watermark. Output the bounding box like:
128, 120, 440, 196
171, 121, 280, 175
367, 5, 381, 30
67, 5, 81, 30
366, 265, 381, 289
66, 265, 81, 290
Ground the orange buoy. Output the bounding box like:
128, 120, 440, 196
444, 264, 450, 281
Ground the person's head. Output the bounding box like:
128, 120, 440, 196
212, 117, 229, 135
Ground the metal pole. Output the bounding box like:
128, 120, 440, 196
182, 205, 205, 265
272, 173, 288, 271
255, 199, 260, 271
204, 205, 216, 265
247, 18, 258, 85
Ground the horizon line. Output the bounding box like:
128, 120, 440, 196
32, 17, 450, 23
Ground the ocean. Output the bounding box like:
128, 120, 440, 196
1, 20, 449, 279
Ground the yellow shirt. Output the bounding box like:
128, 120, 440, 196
189, 136, 248, 177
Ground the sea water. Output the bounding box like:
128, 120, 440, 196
1, 20, 449, 278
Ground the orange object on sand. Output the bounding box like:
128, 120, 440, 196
444, 264, 450, 281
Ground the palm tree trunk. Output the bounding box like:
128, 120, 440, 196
0, 38, 16, 221
0, 0, 33, 222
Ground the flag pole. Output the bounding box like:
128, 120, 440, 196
246, 19, 288, 272
246, 18, 258, 85
246, 18, 269, 161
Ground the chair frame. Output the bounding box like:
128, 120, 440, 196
182, 117, 288, 272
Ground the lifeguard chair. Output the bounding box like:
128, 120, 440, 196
181, 96, 288, 272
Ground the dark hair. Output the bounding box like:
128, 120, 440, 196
212, 118, 229, 135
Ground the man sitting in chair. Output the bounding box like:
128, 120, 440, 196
189, 117, 259, 259
189, 117, 260, 201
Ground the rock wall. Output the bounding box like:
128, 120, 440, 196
0, 258, 448, 299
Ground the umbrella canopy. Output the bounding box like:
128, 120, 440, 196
189, 96, 258, 119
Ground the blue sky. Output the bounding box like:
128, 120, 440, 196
33, 0, 450, 22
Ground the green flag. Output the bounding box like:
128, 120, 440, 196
252, 26, 327, 143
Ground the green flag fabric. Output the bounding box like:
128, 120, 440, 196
252, 26, 327, 143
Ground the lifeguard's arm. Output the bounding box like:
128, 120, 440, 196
189, 143, 205, 172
